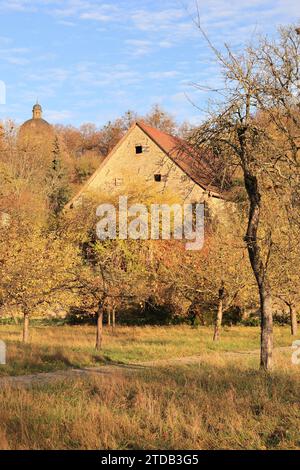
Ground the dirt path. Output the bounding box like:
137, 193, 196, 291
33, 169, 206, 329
134, 346, 291, 366
0, 346, 292, 389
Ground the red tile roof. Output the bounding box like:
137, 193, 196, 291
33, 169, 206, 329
67, 120, 226, 209
136, 121, 224, 198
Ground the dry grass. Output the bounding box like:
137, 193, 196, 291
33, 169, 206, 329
0, 350, 299, 450
0, 325, 299, 450
0, 324, 295, 376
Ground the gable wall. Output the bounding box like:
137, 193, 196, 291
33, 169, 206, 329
84, 125, 212, 203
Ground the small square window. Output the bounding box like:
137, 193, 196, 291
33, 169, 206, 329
115, 178, 123, 187
135, 145, 143, 154
154, 174, 162, 182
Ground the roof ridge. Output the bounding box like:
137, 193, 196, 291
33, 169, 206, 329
137, 119, 183, 140
136, 120, 224, 198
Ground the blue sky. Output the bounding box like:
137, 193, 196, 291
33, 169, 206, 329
0, 0, 299, 127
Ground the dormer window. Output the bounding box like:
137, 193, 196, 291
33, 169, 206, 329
135, 145, 143, 154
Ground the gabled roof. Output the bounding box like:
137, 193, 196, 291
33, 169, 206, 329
67, 121, 225, 208
136, 121, 224, 197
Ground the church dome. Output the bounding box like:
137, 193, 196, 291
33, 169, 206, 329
20, 117, 52, 133
18, 102, 54, 143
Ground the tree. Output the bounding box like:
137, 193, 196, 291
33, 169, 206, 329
0, 222, 80, 342
46, 137, 72, 215
159, 212, 254, 339
63, 193, 151, 349
206, 223, 254, 342
252, 27, 300, 336
190, 24, 300, 369
74, 238, 149, 350
270, 209, 300, 336
145, 104, 178, 135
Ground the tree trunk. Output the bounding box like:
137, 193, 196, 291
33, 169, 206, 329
107, 307, 111, 327
112, 306, 116, 331
289, 304, 298, 336
213, 283, 225, 341
95, 304, 103, 350
11, 311, 18, 325
23, 311, 29, 343
260, 288, 273, 370
244, 170, 273, 371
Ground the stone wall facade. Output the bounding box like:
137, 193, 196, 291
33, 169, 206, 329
72, 124, 227, 219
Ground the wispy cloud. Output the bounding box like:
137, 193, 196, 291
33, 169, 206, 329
0, 46, 30, 65
50, 1, 120, 23
74, 62, 141, 88
148, 71, 181, 80
24, 67, 70, 83
0, 0, 38, 12
45, 109, 75, 121
125, 38, 173, 57
0, 0, 298, 126
130, 8, 186, 32
193, 0, 300, 44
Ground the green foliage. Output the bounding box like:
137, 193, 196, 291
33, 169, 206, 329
65, 307, 97, 325
119, 298, 185, 326
47, 137, 72, 215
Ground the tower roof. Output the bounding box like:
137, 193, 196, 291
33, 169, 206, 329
33, 102, 42, 111
19, 102, 54, 140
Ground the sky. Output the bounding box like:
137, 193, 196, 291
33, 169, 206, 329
0, 0, 299, 127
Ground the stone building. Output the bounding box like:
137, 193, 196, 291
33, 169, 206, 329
68, 121, 228, 215
18, 103, 56, 162
19, 102, 54, 142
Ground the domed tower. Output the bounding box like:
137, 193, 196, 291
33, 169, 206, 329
32, 102, 42, 119
18, 102, 55, 153
19, 102, 54, 137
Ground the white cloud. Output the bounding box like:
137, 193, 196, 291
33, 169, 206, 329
125, 39, 152, 56
25, 67, 69, 83
50, 1, 120, 23
0, 0, 298, 126
0, 46, 30, 65
57, 20, 76, 27
148, 71, 180, 79
0, 0, 32, 12
192, 0, 300, 45
0, 36, 12, 45
60, 62, 144, 92
130, 8, 186, 32
80, 11, 112, 22
125, 38, 174, 57
45, 109, 75, 122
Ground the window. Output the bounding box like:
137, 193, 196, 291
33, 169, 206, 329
115, 178, 123, 187
154, 174, 162, 182
135, 145, 143, 154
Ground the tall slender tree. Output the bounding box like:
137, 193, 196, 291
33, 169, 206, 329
190, 24, 300, 370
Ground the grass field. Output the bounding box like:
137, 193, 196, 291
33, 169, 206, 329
0, 324, 295, 376
0, 325, 299, 450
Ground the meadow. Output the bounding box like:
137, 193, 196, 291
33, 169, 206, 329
0, 325, 299, 450
0, 324, 295, 376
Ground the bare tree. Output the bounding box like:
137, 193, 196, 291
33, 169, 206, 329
190, 24, 300, 370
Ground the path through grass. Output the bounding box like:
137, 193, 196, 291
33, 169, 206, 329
0, 350, 299, 450
0, 325, 295, 376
